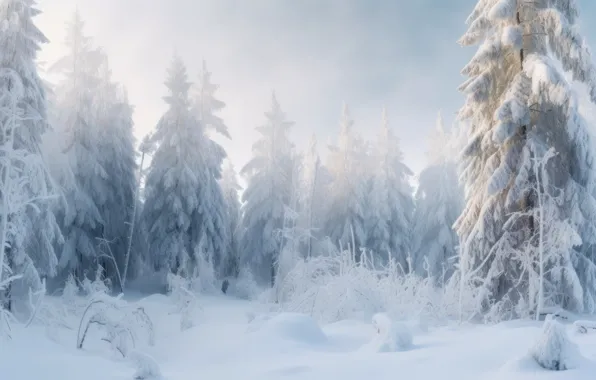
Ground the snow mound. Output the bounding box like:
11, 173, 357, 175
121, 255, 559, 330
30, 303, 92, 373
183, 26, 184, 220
490, 354, 591, 380
484, 318, 595, 380
246, 312, 274, 332
138, 293, 170, 305
324, 319, 375, 351
361, 313, 413, 352
248, 312, 327, 345
530, 319, 580, 371
129, 350, 163, 380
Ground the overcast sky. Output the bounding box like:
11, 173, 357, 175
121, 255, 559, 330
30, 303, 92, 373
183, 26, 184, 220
35, 0, 596, 177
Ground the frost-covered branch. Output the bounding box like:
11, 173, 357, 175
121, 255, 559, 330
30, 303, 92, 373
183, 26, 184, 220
96, 237, 124, 293
167, 272, 201, 331
77, 294, 154, 357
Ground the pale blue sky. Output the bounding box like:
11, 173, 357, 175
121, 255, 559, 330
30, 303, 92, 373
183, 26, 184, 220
36, 0, 596, 176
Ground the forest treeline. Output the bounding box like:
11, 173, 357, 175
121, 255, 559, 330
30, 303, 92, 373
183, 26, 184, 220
2, 0, 596, 321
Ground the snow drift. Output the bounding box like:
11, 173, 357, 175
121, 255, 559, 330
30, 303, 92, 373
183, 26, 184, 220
247, 312, 328, 346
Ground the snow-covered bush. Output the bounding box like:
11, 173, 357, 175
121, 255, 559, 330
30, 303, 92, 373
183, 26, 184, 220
129, 350, 163, 380
191, 254, 218, 294
77, 293, 155, 357
166, 273, 200, 331
81, 266, 111, 297
59, 267, 112, 318
24, 279, 72, 340
62, 274, 80, 307
19, 270, 117, 342
270, 245, 477, 324
530, 318, 579, 371
226, 268, 261, 300
363, 313, 413, 352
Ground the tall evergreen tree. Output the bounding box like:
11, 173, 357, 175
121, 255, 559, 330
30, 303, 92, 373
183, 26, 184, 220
142, 55, 228, 277
456, 0, 596, 315
240, 93, 294, 285
192, 60, 230, 139
0, 0, 61, 304
50, 11, 107, 280
93, 55, 138, 288
365, 108, 414, 269
412, 113, 463, 283
325, 104, 368, 257
220, 161, 241, 278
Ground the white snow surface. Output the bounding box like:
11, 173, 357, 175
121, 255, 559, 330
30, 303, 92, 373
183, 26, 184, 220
3, 294, 596, 380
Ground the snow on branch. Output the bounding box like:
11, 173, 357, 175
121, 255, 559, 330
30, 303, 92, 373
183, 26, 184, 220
458, 16, 491, 46
488, 0, 517, 22
166, 272, 200, 331
76, 293, 155, 357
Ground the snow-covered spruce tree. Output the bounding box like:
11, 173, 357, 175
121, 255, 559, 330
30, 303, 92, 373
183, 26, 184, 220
93, 56, 138, 289
220, 161, 241, 278
190, 59, 232, 275
142, 55, 228, 278
412, 113, 463, 284
325, 104, 368, 258
192, 60, 230, 139
49, 11, 105, 281
365, 108, 414, 270
456, 0, 596, 316
240, 93, 294, 285
275, 150, 304, 297
0, 0, 62, 310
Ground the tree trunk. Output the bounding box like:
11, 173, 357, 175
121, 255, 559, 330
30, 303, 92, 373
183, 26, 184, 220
536, 155, 545, 319
270, 257, 276, 288
517, 6, 536, 245
123, 150, 145, 292
2, 249, 12, 312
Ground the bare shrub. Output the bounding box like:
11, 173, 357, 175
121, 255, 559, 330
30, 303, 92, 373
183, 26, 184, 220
271, 244, 478, 324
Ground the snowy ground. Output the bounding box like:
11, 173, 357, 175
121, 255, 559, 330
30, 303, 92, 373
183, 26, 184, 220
2, 294, 596, 380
